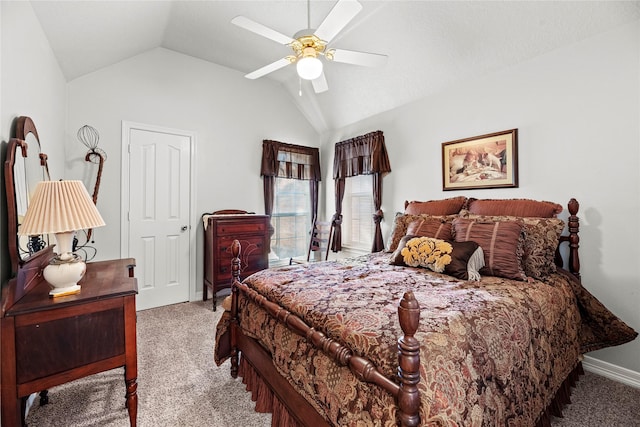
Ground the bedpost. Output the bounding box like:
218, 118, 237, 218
397, 291, 421, 427
230, 239, 242, 378
567, 198, 580, 280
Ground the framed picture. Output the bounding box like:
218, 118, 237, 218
442, 128, 518, 191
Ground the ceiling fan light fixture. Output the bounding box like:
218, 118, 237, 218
297, 46, 323, 80
297, 56, 323, 80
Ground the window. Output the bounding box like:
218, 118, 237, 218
343, 175, 374, 250
270, 178, 312, 263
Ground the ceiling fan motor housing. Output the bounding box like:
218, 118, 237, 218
290, 31, 327, 61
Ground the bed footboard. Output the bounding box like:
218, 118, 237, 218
228, 240, 422, 426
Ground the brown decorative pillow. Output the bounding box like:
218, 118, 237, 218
404, 196, 467, 215
452, 218, 527, 281
386, 212, 406, 252
390, 235, 483, 280
406, 218, 453, 241
387, 213, 457, 252
465, 214, 564, 280
466, 198, 563, 218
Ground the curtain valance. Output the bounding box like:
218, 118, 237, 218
261, 140, 321, 181
332, 130, 391, 179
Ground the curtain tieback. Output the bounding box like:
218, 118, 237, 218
332, 214, 343, 226
372, 210, 384, 224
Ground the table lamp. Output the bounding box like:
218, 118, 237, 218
19, 180, 105, 296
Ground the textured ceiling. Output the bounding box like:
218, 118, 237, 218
30, 1, 640, 133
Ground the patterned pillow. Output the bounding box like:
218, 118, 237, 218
390, 236, 484, 281
463, 214, 565, 280
452, 218, 527, 281
406, 218, 453, 241
466, 198, 563, 218
387, 213, 457, 252
404, 196, 467, 215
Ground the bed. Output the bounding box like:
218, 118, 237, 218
215, 197, 637, 426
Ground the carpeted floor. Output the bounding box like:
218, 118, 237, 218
25, 300, 640, 426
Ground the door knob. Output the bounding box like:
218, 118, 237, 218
181, 225, 188, 232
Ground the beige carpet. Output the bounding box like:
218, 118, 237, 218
25, 300, 640, 426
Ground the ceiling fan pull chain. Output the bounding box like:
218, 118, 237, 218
299, 77, 303, 97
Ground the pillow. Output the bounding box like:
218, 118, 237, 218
452, 218, 527, 281
404, 196, 467, 215
387, 213, 457, 252
390, 236, 484, 281
464, 214, 564, 280
406, 218, 453, 241
466, 198, 563, 218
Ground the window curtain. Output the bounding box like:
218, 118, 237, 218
261, 140, 321, 237
331, 130, 391, 253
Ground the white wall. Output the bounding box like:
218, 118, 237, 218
65, 47, 319, 295
1, 1, 67, 284
321, 21, 640, 375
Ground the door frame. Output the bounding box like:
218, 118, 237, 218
120, 121, 197, 304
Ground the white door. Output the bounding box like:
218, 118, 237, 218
122, 123, 194, 311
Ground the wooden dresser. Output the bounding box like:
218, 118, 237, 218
203, 214, 270, 310
1, 249, 138, 427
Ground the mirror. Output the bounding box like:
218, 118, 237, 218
4, 116, 50, 276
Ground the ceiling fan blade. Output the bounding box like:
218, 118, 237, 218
312, 73, 329, 93
245, 57, 292, 79
232, 16, 295, 45
329, 48, 387, 67
314, 0, 363, 43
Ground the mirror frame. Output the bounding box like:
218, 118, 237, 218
4, 116, 50, 276
4, 138, 28, 276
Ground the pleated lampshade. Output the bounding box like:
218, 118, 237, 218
19, 180, 105, 236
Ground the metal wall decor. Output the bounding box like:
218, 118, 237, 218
74, 124, 107, 260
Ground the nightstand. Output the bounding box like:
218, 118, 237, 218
1, 257, 138, 427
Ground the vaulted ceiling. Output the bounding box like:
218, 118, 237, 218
30, 1, 640, 133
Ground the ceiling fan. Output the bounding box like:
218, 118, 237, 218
231, 0, 387, 94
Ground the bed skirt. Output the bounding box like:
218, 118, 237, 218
238, 353, 584, 427
239, 355, 300, 427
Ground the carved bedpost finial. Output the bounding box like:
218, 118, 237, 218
567, 198, 580, 280
231, 239, 241, 282
397, 291, 421, 427
230, 239, 242, 378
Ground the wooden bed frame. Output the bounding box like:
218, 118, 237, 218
227, 198, 582, 427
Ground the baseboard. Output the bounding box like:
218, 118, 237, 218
24, 393, 37, 418
583, 355, 640, 389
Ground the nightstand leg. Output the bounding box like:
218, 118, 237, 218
125, 377, 138, 427
39, 390, 49, 406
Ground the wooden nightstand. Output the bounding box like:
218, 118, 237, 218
1, 253, 138, 427
202, 214, 270, 310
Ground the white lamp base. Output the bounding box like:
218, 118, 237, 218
43, 257, 86, 297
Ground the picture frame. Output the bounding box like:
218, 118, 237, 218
442, 128, 518, 191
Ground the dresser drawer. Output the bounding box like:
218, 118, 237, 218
215, 220, 268, 236
215, 253, 268, 282
216, 236, 265, 258
215, 235, 268, 279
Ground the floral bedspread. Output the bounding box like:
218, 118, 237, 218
215, 253, 636, 426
